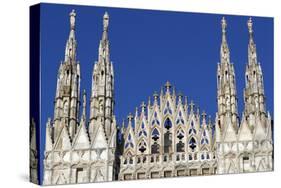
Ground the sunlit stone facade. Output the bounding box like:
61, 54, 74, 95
119, 83, 217, 180
43, 11, 117, 185
42, 10, 273, 185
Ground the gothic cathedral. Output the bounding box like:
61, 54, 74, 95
42, 10, 273, 185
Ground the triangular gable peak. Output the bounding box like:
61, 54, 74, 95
175, 105, 186, 126
45, 120, 53, 151
91, 122, 108, 149
188, 113, 199, 135
200, 126, 211, 148
162, 95, 174, 117
222, 114, 237, 142
238, 115, 252, 141
149, 107, 161, 127
136, 111, 148, 133
124, 124, 136, 153
72, 119, 90, 150
136, 118, 148, 140
53, 126, 71, 151
253, 115, 266, 141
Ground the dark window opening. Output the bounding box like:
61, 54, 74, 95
176, 141, 185, 152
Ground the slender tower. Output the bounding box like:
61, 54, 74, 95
53, 9, 81, 140
89, 12, 115, 140
243, 18, 266, 124
216, 17, 239, 140
215, 17, 239, 174
89, 12, 117, 182
240, 18, 273, 172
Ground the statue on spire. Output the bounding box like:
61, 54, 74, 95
247, 17, 253, 35
220, 17, 229, 62
221, 17, 227, 34
70, 9, 76, 30
103, 12, 109, 31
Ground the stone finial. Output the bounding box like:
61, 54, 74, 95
153, 91, 158, 99
202, 111, 207, 120
190, 100, 195, 112
247, 17, 253, 34
165, 81, 172, 90
127, 113, 133, 121
141, 101, 146, 112
221, 17, 227, 34
178, 91, 183, 98
103, 11, 109, 31
148, 96, 151, 106
69, 9, 76, 30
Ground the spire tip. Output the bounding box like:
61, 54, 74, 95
221, 17, 227, 33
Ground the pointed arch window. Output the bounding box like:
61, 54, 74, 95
164, 118, 173, 153
189, 120, 197, 134
152, 128, 160, 141
189, 137, 197, 152
164, 101, 172, 115
138, 122, 147, 137
164, 118, 172, 129
176, 110, 185, 125
201, 130, 209, 145
151, 128, 160, 154
176, 128, 185, 152
151, 112, 160, 126
125, 133, 134, 149
138, 140, 147, 153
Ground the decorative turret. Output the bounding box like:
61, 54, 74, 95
216, 17, 238, 134
53, 9, 81, 140
243, 18, 266, 123
65, 9, 77, 62
89, 12, 115, 141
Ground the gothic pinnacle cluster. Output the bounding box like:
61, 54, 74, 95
42, 11, 273, 185
215, 17, 272, 174
43, 10, 117, 185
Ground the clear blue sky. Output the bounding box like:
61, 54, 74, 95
38, 3, 273, 184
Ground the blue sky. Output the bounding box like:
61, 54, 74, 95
38, 3, 273, 184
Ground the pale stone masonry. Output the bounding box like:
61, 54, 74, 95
119, 17, 273, 180
215, 17, 273, 174
43, 10, 116, 185
119, 84, 217, 180
30, 118, 38, 184
42, 10, 273, 185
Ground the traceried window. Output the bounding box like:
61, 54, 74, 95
138, 140, 147, 153
164, 101, 172, 115
151, 128, 160, 154
189, 137, 197, 152
138, 122, 147, 137
201, 130, 209, 145
189, 120, 197, 134
176, 128, 185, 152
164, 118, 172, 153
176, 111, 185, 125
151, 112, 160, 126
125, 133, 134, 149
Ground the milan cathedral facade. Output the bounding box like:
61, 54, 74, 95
41, 10, 273, 185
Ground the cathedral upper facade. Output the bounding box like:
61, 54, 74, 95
42, 10, 273, 185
